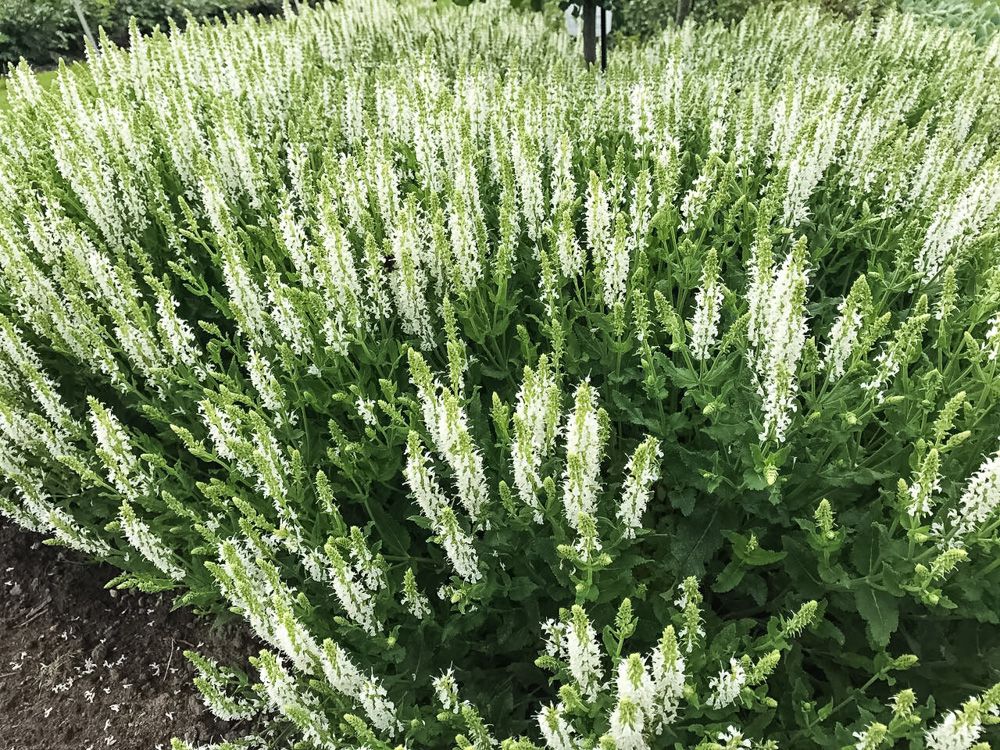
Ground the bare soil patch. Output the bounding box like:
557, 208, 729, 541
0, 520, 256, 749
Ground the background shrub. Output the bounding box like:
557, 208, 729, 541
0, 0, 81, 68
0, 0, 283, 69
615, 0, 929, 39
901, 0, 1000, 38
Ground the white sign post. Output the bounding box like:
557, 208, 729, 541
564, 4, 613, 40
564, 3, 612, 69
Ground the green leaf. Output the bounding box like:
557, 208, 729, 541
601, 625, 618, 661
724, 531, 787, 566
368, 500, 411, 554
506, 576, 538, 602
712, 560, 745, 593
854, 587, 899, 648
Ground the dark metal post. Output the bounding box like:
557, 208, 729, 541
675, 0, 692, 25
582, 0, 597, 65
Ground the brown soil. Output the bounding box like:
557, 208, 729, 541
0, 520, 258, 750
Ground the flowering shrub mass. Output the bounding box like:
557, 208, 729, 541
1, 1, 999, 748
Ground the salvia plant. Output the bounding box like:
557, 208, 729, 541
0, 1, 999, 748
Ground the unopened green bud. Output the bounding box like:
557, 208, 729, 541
491, 393, 511, 441
933, 390, 966, 444
764, 463, 779, 486
892, 689, 917, 718
891, 654, 919, 671
498, 480, 516, 514
543, 476, 557, 504
945, 430, 972, 451
611, 301, 626, 338
937, 266, 957, 322
815, 498, 836, 539
748, 650, 780, 685
896, 478, 910, 507
802, 338, 820, 374
782, 600, 818, 637
929, 547, 968, 581
653, 290, 679, 336
501, 740, 541, 750
558, 684, 585, 714
556, 544, 579, 563
407, 348, 434, 391
535, 655, 560, 672
615, 598, 637, 639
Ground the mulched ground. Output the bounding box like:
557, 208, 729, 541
0, 520, 259, 750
